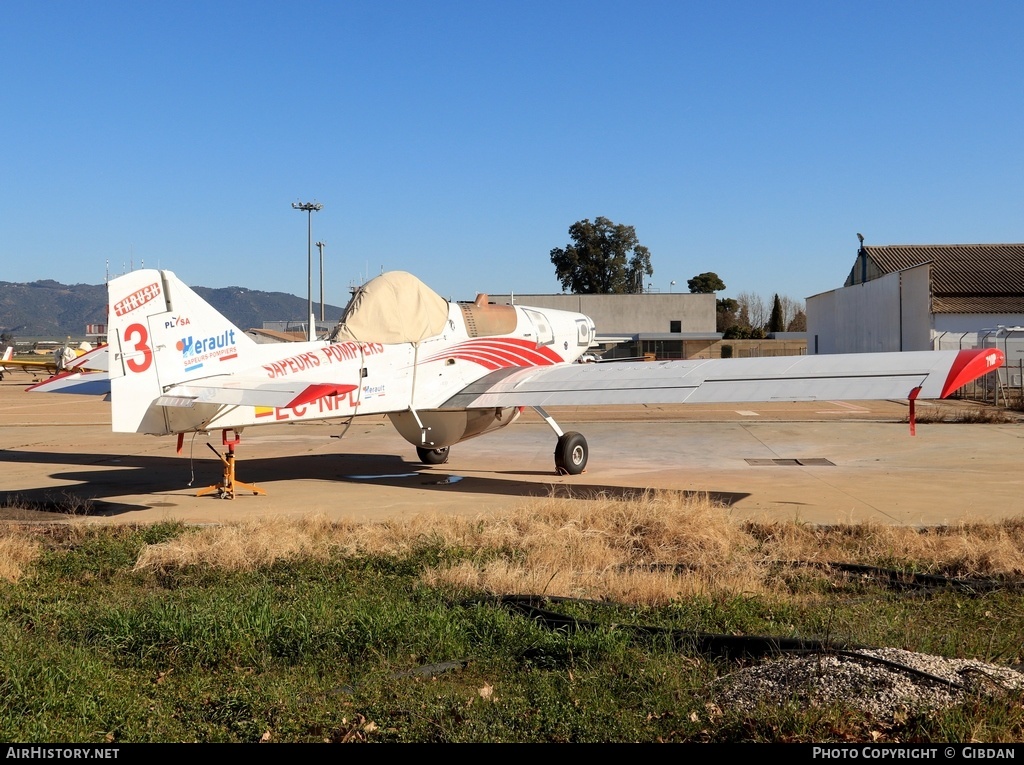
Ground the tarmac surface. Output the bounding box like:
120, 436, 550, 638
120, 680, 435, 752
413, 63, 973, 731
1, 374, 1022, 527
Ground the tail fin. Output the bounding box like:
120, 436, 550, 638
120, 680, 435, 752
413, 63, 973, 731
108, 269, 258, 434
2, 346, 12, 362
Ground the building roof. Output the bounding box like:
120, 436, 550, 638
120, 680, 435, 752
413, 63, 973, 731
850, 243, 1024, 293
847, 244, 1024, 313
636, 332, 722, 341
931, 295, 1024, 314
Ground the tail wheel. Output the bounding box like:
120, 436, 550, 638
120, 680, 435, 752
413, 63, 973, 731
554, 431, 588, 475
416, 445, 450, 465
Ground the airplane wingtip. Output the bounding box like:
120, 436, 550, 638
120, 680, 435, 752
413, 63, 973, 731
939, 348, 1004, 399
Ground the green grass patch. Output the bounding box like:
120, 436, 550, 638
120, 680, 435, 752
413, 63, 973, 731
0, 521, 1021, 743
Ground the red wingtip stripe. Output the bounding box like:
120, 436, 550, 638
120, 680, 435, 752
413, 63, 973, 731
940, 349, 1004, 399
285, 383, 358, 409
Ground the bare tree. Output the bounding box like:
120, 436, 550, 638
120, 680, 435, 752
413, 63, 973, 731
778, 295, 805, 329
724, 291, 806, 336
735, 291, 769, 331
787, 309, 807, 332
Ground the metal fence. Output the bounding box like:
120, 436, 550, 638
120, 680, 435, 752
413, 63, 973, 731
947, 363, 1019, 407
934, 329, 1024, 407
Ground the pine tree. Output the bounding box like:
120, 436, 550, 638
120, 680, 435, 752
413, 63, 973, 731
768, 293, 785, 334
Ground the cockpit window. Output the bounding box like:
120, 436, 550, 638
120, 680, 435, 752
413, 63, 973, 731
576, 318, 592, 347
523, 308, 554, 346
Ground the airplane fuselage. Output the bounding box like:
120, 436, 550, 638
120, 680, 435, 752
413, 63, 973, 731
130, 290, 596, 451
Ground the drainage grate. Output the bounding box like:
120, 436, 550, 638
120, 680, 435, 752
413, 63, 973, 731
745, 458, 835, 466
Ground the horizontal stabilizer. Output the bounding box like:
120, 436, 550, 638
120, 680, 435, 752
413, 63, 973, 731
160, 377, 358, 410
65, 345, 109, 372
26, 370, 111, 396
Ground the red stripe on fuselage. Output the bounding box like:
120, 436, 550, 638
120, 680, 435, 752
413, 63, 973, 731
422, 338, 565, 368
444, 352, 502, 370
455, 345, 550, 367
467, 341, 561, 365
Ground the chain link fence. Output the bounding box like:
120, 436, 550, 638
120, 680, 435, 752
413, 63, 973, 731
934, 328, 1024, 407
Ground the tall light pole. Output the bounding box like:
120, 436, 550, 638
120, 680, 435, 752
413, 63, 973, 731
291, 200, 322, 339
315, 241, 326, 322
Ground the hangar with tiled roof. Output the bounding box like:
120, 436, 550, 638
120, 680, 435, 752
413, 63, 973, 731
807, 241, 1024, 355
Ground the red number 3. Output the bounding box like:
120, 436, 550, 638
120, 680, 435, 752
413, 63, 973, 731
124, 323, 153, 373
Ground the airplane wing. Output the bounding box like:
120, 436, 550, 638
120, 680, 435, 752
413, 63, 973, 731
28, 365, 356, 409
0, 355, 57, 374
438, 349, 1002, 409
23, 345, 113, 395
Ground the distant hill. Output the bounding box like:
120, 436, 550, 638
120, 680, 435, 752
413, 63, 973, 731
0, 278, 349, 339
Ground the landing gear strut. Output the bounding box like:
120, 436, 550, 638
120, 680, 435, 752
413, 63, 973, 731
533, 406, 588, 475
196, 429, 266, 499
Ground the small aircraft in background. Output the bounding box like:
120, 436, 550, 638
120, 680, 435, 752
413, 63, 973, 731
1, 344, 86, 378
0, 346, 12, 379
29, 268, 1004, 497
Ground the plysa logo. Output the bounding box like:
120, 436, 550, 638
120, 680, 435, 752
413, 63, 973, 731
113, 282, 161, 317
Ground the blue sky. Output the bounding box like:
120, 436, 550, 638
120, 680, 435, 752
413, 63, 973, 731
2, 1, 1022, 308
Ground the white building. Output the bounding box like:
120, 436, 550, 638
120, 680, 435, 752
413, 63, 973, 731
485, 291, 719, 360
807, 243, 1024, 355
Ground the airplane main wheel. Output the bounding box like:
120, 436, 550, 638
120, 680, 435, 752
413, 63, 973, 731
554, 431, 588, 475
417, 445, 450, 465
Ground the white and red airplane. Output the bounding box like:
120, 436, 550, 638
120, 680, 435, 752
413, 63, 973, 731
30, 268, 1004, 497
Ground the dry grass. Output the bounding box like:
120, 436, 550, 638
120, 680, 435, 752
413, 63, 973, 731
909, 403, 1019, 424
8, 492, 1021, 603
132, 491, 766, 603
753, 518, 1024, 577
0, 528, 42, 582
132, 511, 511, 573
134, 515, 349, 572
419, 490, 765, 604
